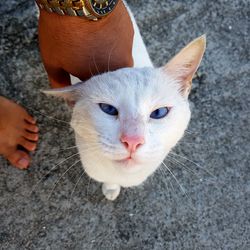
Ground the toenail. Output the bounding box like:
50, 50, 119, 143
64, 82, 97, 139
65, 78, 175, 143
33, 134, 39, 140
18, 158, 29, 168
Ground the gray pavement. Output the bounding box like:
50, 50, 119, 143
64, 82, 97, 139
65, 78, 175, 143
0, 0, 249, 249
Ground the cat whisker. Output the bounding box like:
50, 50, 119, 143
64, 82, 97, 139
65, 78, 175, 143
47, 159, 81, 200
76, 137, 100, 143
159, 168, 174, 198
107, 49, 112, 73
169, 152, 216, 179
79, 143, 101, 149
86, 176, 91, 200
184, 130, 194, 135
178, 141, 199, 145
107, 40, 117, 72
158, 167, 169, 184
177, 143, 205, 149
29, 152, 80, 195
162, 162, 195, 210
57, 145, 78, 154
36, 145, 78, 166
159, 165, 178, 197
161, 161, 186, 195
66, 169, 86, 218
73, 127, 101, 136
92, 54, 100, 74
82, 145, 100, 149
160, 164, 195, 211
89, 61, 94, 77
184, 129, 198, 135
25, 107, 70, 126
168, 154, 223, 188
166, 156, 202, 180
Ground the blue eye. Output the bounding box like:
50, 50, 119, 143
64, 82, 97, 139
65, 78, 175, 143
99, 103, 118, 116
150, 107, 170, 119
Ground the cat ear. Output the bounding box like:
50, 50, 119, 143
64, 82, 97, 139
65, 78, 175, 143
42, 83, 83, 105
163, 35, 206, 97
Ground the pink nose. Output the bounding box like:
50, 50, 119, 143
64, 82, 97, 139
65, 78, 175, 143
120, 134, 145, 153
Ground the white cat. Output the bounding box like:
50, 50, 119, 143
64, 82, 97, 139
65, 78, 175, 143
44, 6, 206, 200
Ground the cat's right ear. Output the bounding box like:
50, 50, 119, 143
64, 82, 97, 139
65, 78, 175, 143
162, 35, 206, 98
42, 83, 83, 106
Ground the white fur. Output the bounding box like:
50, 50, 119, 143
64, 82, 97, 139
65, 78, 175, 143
122, 1, 153, 68
69, 68, 190, 193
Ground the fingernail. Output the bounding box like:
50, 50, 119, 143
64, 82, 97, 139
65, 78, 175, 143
18, 158, 29, 168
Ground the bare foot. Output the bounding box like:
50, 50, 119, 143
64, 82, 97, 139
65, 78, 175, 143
0, 96, 39, 169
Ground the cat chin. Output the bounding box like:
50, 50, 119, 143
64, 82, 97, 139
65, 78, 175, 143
79, 152, 161, 187
105, 154, 158, 175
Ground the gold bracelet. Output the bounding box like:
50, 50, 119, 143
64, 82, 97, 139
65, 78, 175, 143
35, 0, 119, 21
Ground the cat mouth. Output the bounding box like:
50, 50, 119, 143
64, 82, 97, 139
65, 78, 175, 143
115, 156, 139, 166
116, 156, 133, 163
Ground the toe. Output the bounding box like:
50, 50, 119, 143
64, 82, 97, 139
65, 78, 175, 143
19, 138, 37, 152
8, 150, 30, 169
23, 131, 39, 141
25, 123, 39, 133
24, 113, 36, 124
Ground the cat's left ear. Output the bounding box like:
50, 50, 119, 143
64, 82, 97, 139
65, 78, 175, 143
42, 83, 83, 106
163, 35, 206, 97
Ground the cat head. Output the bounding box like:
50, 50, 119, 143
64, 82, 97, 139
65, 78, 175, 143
44, 35, 206, 186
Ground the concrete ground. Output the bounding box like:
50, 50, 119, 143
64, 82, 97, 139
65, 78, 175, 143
0, 0, 249, 249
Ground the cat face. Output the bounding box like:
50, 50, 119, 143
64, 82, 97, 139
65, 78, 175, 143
44, 35, 206, 187
71, 67, 190, 177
